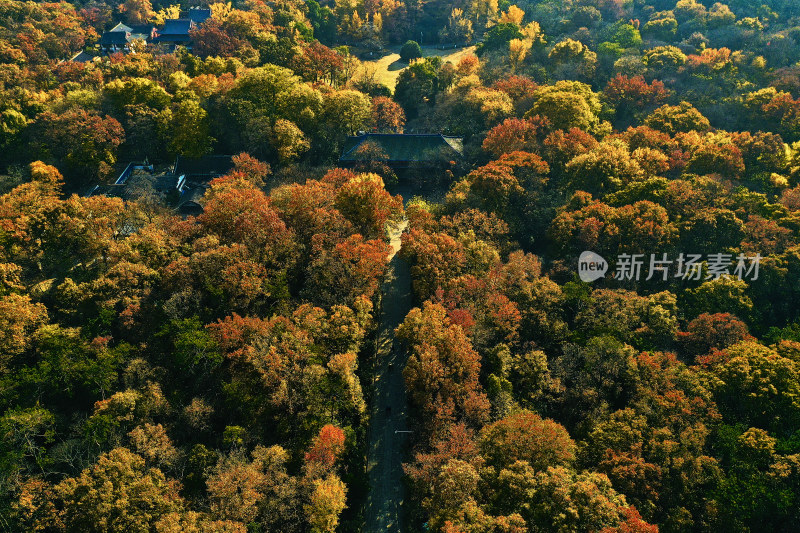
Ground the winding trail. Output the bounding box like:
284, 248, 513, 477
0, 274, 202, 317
364, 218, 413, 532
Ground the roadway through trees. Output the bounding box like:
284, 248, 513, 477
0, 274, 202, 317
364, 218, 413, 532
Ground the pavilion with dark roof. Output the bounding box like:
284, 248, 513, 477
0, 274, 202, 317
85, 156, 235, 216
188, 8, 212, 24
99, 29, 129, 53
339, 133, 464, 169
68, 51, 96, 63
174, 155, 234, 180
154, 19, 195, 48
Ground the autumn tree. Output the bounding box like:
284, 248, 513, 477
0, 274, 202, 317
333, 172, 403, 239
604, 75, 670, 126
295, 42, 345, 85
565, 139, 645, 195
302, 234, 390, 307
120, 0, 155, 24
29, 110, 125, 187
230, 152, 271, 188
305, 424, 346, 472
394, 58, 440, 117
548, 38, 599, 81
482, 115, 550, 158
439, 8, 474, 44
644, 102, 711, 135
159, 99, 213, 158
549, 197, 676, 260
52, 448, 184, 532
401, 229, 469, 300
0, 294, 48, 368
305, 475, 347, 532
492, 464, 656, 531
525, 80, 605, 133
196, 182, 298, 305
707, 341, 800, 433
369, 96, 405, 132
678, 312, 751, 358
190, 19, 252, 59
480, 411, 575, 471
396, 302, 490, 439
270, 119, 310, 163
400, 40, 423, 62
207, 445, 302, 531
0, 1, 96, 63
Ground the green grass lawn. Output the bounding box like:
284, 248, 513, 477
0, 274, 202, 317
356, 44, 477, 90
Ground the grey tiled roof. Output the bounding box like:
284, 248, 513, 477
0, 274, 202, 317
340, 133, 464, 163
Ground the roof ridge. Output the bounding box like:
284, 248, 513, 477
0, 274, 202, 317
109, 22, 132, 32
361, 132, 450, 137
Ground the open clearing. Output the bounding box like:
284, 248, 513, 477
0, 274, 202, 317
357, 45, 477, 90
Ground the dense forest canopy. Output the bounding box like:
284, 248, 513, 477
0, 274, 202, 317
2, 0, 800, 531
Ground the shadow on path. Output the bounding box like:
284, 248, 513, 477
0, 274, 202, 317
388, 59, 406, 71
364, 219, 413, 533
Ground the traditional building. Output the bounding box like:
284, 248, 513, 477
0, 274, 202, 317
98, 28, 129, 53
153, 19, 195, 49
339, 133, 464, 169
68, 51, 96, 63
99, 22, 155, 54
97, 9, 209, 55
173, 155, 235, 181
188, 7, 212, 24
86, 156, 235, 216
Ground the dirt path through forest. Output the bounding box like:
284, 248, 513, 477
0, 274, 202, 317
364, 217, 413, 532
